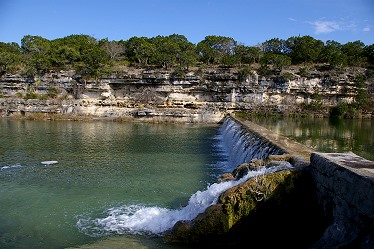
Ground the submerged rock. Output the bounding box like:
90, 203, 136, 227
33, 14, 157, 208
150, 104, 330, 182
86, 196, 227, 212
231, 154, 294, 180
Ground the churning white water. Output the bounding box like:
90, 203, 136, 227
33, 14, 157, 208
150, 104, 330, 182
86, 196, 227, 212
76, 164, 292, 237
76, 117, 292, 237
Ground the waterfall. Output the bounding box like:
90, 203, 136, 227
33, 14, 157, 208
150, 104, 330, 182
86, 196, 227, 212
218, 116, 286, 169
76, 116, 290, 237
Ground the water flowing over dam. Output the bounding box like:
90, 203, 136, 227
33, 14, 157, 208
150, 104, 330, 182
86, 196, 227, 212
219, 116, 287, 169
76, 116, 292, 237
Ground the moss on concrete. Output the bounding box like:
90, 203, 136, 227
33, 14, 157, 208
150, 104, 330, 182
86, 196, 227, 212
165, 168, 325, 248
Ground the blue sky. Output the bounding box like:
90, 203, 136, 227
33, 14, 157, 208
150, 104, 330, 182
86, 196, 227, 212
1, 0, 373, 46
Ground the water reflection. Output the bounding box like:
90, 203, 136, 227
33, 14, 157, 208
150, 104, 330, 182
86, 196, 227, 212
250, 117, 374, 161
0, 119, 225, 249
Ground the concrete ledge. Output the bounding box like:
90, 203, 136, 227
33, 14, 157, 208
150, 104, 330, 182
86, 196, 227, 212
309, 152, 374, 248
232, 115, 313, 164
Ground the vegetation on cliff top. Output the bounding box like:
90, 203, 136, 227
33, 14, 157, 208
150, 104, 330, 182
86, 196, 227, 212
0, 34, 373, 77
1, 34, 373, 117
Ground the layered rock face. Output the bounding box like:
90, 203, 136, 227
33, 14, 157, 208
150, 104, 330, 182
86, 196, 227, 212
0, 66, 371, 120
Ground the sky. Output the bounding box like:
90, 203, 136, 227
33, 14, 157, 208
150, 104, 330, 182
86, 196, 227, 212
0, 0, 373, 46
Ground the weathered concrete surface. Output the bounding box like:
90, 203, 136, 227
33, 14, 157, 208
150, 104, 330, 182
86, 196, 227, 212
309, 152, 374, 249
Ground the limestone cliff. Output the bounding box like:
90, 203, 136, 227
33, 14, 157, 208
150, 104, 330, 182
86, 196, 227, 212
0, 66, 372, 120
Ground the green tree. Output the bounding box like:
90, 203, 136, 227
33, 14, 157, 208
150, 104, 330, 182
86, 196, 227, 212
48, 34, 110, 80
260, 53, 291, 72
125, 36, 155, 66
21, 35, 51, 54
235, 45, 261, 65
197, 35, 237, 65
151, 35, 179, 69
341, 41, 366, 67
74, 39, 110, 80
21, 35, 53, 75
364, 44, 374, 65
168, 34, 197, 69
320, 40, 347, 68
51, 44, 80, 68
262, 38, 288, 54
286, 36, 324, 64
354, 74, 370, 111
0, 42, 22, 74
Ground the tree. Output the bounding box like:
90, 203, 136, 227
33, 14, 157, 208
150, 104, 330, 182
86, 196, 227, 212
260, 53, 291, 72
100, 39, 125, 61
74, 38, 110, 80
51, 44, 80, 68
320, 40, 347, 68
197, 35, 237, 65
286, 36, 324, 64
354, 74, 370, 111
341, 41, 366, 67
364, 44, 374, 65
21, 35, 53, 75
235, 45, 261, 65
151, 35, 180, 69
0, 42, 21, 74
21, 35, 51, 54
125, 36, 155, 66
49, 34, 111, 80
262, 38, 288, 54
168, 34, 197, 69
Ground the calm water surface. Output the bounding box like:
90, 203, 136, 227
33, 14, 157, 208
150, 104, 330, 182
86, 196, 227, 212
0, 119, 228, 249
250, 117, 374, 161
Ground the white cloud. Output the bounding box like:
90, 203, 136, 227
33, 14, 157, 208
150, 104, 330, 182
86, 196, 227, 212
363, 26, 371, 32
311, 20, 341, 34
288, 17, 297, 22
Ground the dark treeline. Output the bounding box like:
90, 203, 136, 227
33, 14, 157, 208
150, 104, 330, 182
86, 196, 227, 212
0, 34, 373, 78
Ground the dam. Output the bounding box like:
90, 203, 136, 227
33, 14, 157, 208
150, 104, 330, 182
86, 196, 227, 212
165, 115, 374, 248
0, 114, 372, 248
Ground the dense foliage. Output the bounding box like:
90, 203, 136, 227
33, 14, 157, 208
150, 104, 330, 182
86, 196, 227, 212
0, 34, 373, 117
1, 34, 373, 78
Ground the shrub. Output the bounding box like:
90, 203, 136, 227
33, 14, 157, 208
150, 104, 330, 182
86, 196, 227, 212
298, 67, 310, 77
47, 87, 58, 98
329, 102, 349, 118
237, 66, 252, 82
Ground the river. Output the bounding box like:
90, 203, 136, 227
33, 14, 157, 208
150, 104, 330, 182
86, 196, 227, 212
1, 117, 372, 249
0, 119, 231, 249
249, 117, 374, 161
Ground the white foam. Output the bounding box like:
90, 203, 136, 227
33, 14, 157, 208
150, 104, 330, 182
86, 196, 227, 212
0, 164, 22, 171
77, 165, 293, 237
41, 160, 58, 165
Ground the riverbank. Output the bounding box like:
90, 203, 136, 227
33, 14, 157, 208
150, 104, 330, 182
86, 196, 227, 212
1, 97, 373, 125
1, 64, 373, 122
0, 98, 226, 123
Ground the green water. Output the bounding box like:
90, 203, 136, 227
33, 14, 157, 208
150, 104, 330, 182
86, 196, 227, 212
0, 119, 226, 249
250, 117, 374, 161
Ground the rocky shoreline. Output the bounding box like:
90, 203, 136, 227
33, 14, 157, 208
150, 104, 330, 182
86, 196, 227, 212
1, 65, 373, 121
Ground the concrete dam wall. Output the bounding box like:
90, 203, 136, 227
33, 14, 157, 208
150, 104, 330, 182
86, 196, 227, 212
229, 116, 374, 248
166, 116, 374, 248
